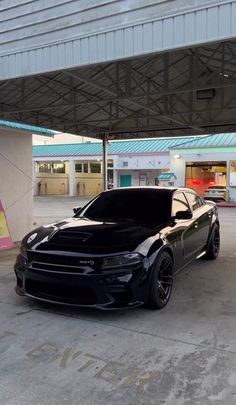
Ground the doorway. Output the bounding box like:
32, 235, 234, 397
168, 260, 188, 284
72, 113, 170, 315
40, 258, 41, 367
120, 175, 132, 187
185, 161, 227, 196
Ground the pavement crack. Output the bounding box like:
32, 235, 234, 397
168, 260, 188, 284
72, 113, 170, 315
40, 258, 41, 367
16, 309, 34, 315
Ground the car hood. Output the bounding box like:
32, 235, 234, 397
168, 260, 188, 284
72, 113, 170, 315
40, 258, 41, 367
23, 217, 165, 254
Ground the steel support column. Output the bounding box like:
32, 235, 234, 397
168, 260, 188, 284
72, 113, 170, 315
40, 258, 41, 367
102, 134, 108, 191
69, 159, 76, 196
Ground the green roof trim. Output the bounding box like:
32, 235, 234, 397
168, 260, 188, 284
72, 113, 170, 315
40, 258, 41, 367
33, 136, 198, 157
170, 133, 236, 149
158, 172, 177, 180
33, 133, 236, 158
0, 120, 54, 136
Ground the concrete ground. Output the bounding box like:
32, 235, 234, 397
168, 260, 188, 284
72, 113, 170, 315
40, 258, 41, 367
33, 195, 92, 226
1, 198, 236, 404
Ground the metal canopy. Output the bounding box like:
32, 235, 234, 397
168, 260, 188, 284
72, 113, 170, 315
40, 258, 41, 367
1, 40, 236, 140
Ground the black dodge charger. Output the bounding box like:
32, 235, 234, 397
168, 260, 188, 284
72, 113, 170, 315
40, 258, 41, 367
15, 187, 220, 310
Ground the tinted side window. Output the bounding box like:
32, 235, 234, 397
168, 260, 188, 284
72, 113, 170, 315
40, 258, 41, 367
186, 193, 203, 211
172, 192, 190, 216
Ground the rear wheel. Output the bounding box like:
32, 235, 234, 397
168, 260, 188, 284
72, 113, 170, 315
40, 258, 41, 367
145, 251, 173, 310
202, 224, 220, 260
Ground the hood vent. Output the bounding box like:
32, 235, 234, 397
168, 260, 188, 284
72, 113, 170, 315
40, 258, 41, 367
57, 231, 92, 242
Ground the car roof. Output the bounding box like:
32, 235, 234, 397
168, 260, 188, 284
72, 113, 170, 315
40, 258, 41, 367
104, 186, 197, 194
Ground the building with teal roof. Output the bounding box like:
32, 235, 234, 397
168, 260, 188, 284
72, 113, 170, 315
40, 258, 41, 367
33, 133, 236, 201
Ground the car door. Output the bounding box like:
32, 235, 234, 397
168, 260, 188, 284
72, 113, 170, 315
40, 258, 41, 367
167, 191, 194, 270
184, 191, 212, 258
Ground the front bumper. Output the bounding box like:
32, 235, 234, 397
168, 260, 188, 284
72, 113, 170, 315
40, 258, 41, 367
14, 253, 148, 310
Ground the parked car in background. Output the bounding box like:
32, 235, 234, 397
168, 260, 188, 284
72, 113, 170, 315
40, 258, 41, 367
204, 185, 226, 202
15, 187, 220, 310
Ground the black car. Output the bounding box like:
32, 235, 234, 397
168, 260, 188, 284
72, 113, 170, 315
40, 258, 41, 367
15, 187, 220, 310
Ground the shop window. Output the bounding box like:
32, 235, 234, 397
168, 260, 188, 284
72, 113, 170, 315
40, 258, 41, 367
52, 163, 65, 173
38, 163, 51, 173
38, 162, 65, 174
90, 163, 101, 173
108, 168, 114, 188
75, 163, 82, 173
75, 163, 89, 173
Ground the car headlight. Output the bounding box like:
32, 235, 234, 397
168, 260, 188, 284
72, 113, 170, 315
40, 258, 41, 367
102, 253, 143, 269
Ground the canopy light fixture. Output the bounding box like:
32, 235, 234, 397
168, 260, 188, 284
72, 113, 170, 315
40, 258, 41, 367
196, 89, 215, 100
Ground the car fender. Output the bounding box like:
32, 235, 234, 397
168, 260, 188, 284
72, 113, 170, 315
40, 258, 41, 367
141, 241, 174, 301
206, 219, 219, 250
149, 245, 174, 267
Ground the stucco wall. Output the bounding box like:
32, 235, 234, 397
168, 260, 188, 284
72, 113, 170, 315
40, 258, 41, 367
75, 173, 102, 196
0, 128, 32, 241
35, 173, 69, 195
116, 154, 170, 170
117, 169, 164, 187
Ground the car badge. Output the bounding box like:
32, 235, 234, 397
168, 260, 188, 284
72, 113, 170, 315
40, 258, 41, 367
79, 260, 95, 266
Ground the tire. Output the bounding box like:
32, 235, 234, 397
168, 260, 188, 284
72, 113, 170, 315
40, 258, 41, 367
202, 224, 220, 260
145, 251, 173, 310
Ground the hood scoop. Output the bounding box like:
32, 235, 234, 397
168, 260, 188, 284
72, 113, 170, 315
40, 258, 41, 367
56, 230, 92, 242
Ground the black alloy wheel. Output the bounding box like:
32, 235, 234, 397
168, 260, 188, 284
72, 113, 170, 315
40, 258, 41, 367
145, 251, 173, 309
203, 224, 220, 260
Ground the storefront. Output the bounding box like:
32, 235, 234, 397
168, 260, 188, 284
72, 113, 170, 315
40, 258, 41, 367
185, 161, 227, 196
170, 134, 236, 202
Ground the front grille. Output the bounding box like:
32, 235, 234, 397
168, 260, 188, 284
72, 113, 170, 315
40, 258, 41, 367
27, 251, 101, 273
25, 279, 96, 305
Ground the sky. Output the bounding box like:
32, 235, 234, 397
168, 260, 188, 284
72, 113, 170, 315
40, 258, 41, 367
33, 132, 100, 145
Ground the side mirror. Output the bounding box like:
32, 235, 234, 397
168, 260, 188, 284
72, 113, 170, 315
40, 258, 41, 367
73, 206, 82, 215
175, 210, 192, 220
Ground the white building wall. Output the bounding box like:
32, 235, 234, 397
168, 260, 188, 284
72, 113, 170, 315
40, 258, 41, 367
170, 149, 236, 201
0, 128, 33, 241
116, 154, 170, 170
116, 170, 163, 187
116, 154, 170, 186
170, 157, 186, 186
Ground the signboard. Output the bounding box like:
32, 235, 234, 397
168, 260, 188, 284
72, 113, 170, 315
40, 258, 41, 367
0, 200, 13, 250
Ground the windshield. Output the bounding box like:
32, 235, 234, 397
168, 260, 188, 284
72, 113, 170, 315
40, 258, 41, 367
78, 189, 172, 224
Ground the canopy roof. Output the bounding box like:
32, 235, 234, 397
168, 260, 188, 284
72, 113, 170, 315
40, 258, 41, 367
2, 40, 236, 140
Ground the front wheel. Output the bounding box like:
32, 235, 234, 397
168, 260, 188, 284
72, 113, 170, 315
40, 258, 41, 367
202, 224, 220, 260
145, 251, 173, 310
